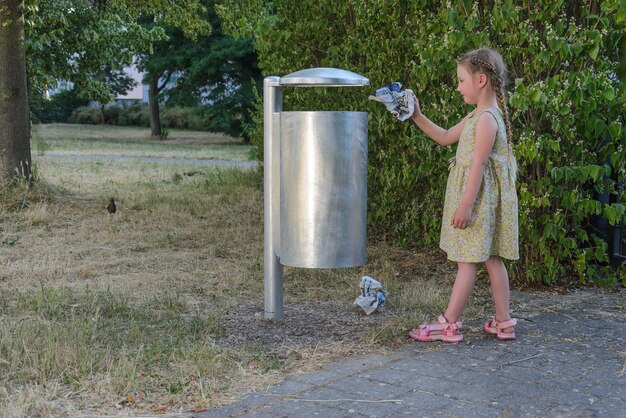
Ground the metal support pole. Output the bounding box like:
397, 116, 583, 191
263, 76, 283, 320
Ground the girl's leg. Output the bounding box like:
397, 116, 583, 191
443, 262, 477, 323
485, 255, 513, 333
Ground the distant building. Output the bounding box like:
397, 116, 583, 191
114, 65, 179, 106
115, 65, 147, 106
44, 79, 75, 99
46, 64, 177, 106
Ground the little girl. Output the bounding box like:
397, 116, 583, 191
408, 48, 519, 343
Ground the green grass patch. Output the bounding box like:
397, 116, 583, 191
32, 123, 253, 161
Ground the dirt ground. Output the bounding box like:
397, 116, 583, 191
218, 301, 388, 354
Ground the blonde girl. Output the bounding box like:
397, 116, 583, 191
408, 48, 519, 343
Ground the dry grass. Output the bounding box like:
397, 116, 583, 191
0, 125, 502, 416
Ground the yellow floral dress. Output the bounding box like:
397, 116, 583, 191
439, 107, 519, 263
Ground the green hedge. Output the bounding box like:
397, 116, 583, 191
67, 106, 102, 125
66, 104, 245, 137
221, 0, 626, 285
117, 103, 151, 127
68, 104, 149, 126
30, 89, 90, 124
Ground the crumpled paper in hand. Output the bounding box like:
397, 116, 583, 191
353, 276, 387, 315
368, 82, 415, 121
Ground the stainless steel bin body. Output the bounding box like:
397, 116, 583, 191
280, 111, 367, 268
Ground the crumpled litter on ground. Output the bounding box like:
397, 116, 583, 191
368, 82, 415, 121
353, 276, 387, 315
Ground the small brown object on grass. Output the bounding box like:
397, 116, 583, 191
107, 198, 116, 214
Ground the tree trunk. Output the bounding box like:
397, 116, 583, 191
148, 77, 162, 138
0, 0, 32, 182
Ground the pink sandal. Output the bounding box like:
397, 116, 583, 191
484, 316, 517, 340
409, 315, 463, 343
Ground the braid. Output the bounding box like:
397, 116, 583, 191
495, 85, 518, 179
494, 86, 512, 144
469, 57, 504, 90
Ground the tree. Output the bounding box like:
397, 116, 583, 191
0, 0, 209, 183
0, 1, 32, 182
91, 66, 137, 124
157, 0, 261, 140
135, 11, 211, 139
26, 0, 160, 116
145, 65, 172, 138
136, 21, 198, 139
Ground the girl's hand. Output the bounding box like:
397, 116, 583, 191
412, 95, 422, 119
451, 204, 472, 229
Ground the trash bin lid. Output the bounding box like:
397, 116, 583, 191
279, 67, 369, 87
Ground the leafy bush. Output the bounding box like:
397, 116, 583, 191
161, 106, 192, 129
68, 106, 101, 125
203, 102, 246, 139
30, 88, 90, 124
118, 103, 150, 127
161, 106, 212, 131
103, 106, 120, 125
220, 0, 626, 285
69, 103, 149, 126
160, 105, 244, 137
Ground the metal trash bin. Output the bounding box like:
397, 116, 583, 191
280, 111, 367, 268
264, 67, 370, 319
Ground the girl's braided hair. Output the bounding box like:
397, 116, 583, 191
458, 48, 517, 178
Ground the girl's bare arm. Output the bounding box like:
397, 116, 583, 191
410, 96, 466, 146
451, 112, 498, 229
